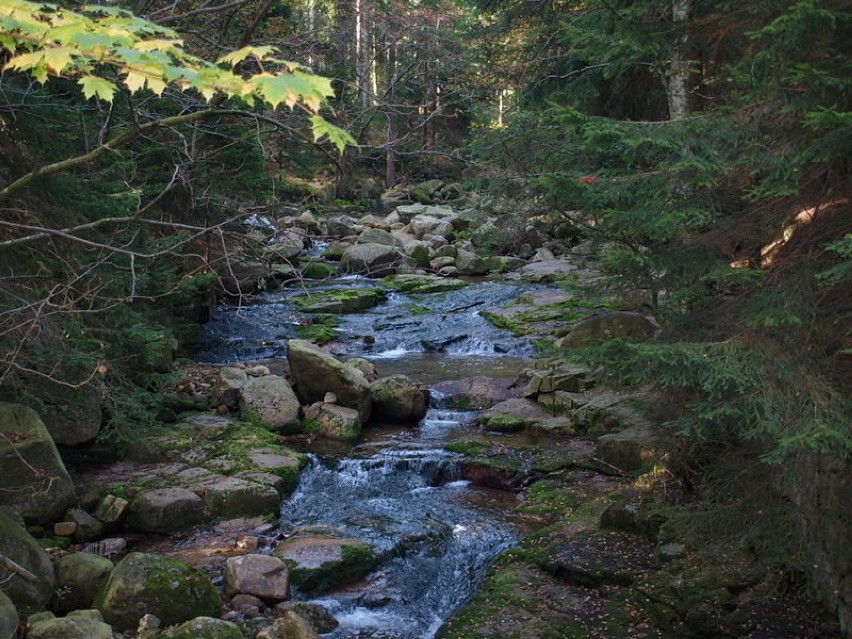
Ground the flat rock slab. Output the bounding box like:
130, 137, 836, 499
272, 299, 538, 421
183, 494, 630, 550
273, 534, 377, 593
518, 259, 579, 282
431, 376, 523, 410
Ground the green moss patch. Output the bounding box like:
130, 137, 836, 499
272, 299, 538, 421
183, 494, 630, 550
292, 288, 387, 313
381, 274, 468, 294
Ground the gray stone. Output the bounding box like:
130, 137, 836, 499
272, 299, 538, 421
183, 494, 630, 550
558, 311, 661, 348
0, 403, 77, 523
257, 611, 320, 639
239, 375, 301, 431
26, 616, 114, 639
356, 227, 401, 247
63, 507, 100, 542
308, 404, 362, 441
370, 376, 429, 424
273, 534, 376, 594
340, 243, 407, 277
325, 216, 357, 238
264, 238, 304, 262
213, 367, 249, 408
94, 494, 129, 526
39, 384, 102, 446
409, 215, 453, 240
94, 552, 221, 632
431, 376, 521, 410
595, 424, 658, 474
518, 259, 578, 283
54, 552, 114, 614
287, 340, 372, 421
167, 617, 245, 639
429, 255, 456, 271
394, 203, 427, 223
455, 249, 489, 275
0, 511, 55, 616
184, 475, 280, 519
224, 554, 290, 601
127, 487, 204, 533
0, 590, 18, 639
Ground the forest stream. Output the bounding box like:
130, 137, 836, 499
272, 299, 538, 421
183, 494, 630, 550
188, 276, 538, 638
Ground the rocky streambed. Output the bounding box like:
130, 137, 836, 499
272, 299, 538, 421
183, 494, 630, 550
0, 192, 842, 639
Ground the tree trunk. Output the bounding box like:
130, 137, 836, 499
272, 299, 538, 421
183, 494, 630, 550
385, 41, 398, 188
667, 0, 690, 119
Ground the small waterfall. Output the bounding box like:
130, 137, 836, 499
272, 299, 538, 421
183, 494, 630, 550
279, 411, 516, 639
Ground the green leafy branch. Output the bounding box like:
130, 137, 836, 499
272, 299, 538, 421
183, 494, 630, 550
0, 0, 354, 201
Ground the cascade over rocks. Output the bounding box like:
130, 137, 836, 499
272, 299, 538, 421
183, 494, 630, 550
287, 339, 372, 421
0, 403, 77, 523
94, 552, 221, 631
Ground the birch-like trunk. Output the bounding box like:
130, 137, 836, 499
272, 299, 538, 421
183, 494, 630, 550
354, 0, 371, 108
667, 0, 690, 119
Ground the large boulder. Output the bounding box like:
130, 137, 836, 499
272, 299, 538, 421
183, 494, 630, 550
594, 424, 658, 474
26, 614, 114, 639
287, 340, 372, 421
273, 533, 377, 594
340, 243, 406, 277
0, 591, 17, 639
239, 375, 301, 431
94, 552, 221, 631
53, 552, 114, 614
454, 249, 489, 276
0, 403, 77, 523
224, 554, 290, 602
127, 487, 204, 533
0, 512, 55, 616
558, 311, 661, 348
370, 376, 429, 424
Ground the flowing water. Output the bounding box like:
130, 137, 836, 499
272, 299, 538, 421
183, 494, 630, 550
194, 276, 539, 638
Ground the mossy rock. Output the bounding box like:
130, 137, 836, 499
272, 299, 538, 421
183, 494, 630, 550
273, 534, 377, 593
380, 274, 467, 294
54, 552, 114, 614
0, 591, 17, 639
164, 616, 245, 639
480, 413, 528, 433
292, 288, 387, 313
300, 261, 336, 279
94, 552, 221, 632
